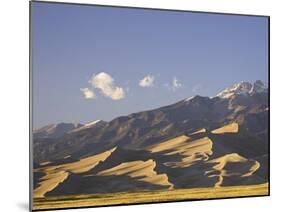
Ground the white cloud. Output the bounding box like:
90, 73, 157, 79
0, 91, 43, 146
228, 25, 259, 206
80, 88, 95, 99
139, 75, 154, 87
172, 77, 182, 90
164, 77, 183, 91
90, 72, 125, 100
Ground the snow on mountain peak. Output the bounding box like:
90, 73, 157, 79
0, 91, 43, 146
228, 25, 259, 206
84, 120, 101, 127
217, 80, 267, 99
184, 96, 195, 102
251, 80, 268, 93
69, 120, 103, 133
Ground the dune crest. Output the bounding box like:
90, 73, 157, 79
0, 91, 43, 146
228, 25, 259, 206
163, 137, 213, 168
34, 147, 117, 197
34, 171, 69, 198
147, 135, 190, 153
147, 135, 213, 168
211, 123, 239, 134
97, 159, 174, 189
165, 137, 213, 156
190, 128, 206, 135
58, 147, 117, 174
205, 153, 260, 187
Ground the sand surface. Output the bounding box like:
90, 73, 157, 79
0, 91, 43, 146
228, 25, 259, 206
97, 159, 173, 189
34, 147, 116, 197
206, 153, 260, 187
211, 122, 239, 134
147, 135, 190, 153
33, 121, 265, 199
190, 128, 206, 135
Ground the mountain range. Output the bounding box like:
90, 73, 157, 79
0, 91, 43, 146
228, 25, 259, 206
33, 80, 269, 198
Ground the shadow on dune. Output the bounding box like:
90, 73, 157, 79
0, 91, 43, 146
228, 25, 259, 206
35, 128, 268, 196
46, 174, 169, 196
207, 132, 268, 159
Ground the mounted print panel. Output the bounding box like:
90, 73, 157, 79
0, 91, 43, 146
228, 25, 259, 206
30, 1, 269, 211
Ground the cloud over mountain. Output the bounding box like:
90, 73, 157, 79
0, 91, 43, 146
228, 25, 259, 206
139, 75, 154, 87
80, 88, 95, 99
172, 77, 182, 91
89, 72, 125, 100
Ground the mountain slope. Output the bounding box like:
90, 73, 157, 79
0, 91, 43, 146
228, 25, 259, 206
34, 123, 83, 139
34, 81, 268, 164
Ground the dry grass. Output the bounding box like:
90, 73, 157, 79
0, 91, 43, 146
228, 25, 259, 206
33, 183, 268, 210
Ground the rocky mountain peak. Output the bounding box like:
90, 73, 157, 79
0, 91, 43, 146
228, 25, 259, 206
217, 80, 267, 99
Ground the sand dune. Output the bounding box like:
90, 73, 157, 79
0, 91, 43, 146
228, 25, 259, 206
164, 137, 213, 156
97, 159, 174, 189
34, 171, 69, 198
205, 153, 260, 187
58, 147, 116, 174
164, 137, 213, 168
147, 135, 213, 168
34, 128, 266, 199
147, 135, 212, 157
34, 147, 117, 197
211, 123, 239, 134
165, 152, 210, 168
147, 135, 190, 153
190, 128, 206, 135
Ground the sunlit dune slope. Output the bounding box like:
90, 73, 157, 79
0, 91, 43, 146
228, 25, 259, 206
211, 122, 239, 134
147, 135, 212, 156
34, 147, 116, 197
97, 159, 173, 189
147, 135, 190, 153
34, 171, 69, 198
190, 128, 206, 135
147, 135, 213, 168
206, 153, 260, 187
142, 124, 264, 189
34, 122, 267, 198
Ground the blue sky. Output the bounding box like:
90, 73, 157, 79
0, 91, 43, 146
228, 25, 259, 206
31, 2, 268, 129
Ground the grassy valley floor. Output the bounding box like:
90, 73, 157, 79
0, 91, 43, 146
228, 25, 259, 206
33, 183, 268, 211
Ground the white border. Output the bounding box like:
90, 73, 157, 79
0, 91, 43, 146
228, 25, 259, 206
1, 0, 280, 212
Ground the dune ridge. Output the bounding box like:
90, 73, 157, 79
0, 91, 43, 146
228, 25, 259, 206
205, 153, 260, 187
34, 147, 117, 197
164, 137, 213, 156
211, 122, 239, 134
190, 128, 206, 135
57, 147, 116, 174
147, 135, 190, 153
33, 122, 265, 198
148, 136, 213, 168
97, 159, 174, 189
34, 171, 69, 198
